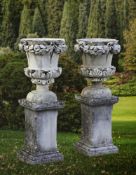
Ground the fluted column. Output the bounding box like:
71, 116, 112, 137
75, 38, 121, 156
17, 38, 67, 164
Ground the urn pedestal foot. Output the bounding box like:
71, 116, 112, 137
75, 142, 118, 157
17, 149, 63, 164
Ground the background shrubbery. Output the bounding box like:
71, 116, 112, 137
111, 80, 136, 96
0, 49, 135, 131
0, 0, 136, 131
58, 93, 81, 133
0, 51, 31, 129
106, 73, 136, 96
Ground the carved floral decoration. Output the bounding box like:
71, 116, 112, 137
19, 39, 67, 55
81, 66, 116, 79
75, 39, 121, 55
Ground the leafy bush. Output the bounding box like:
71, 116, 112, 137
106, 73, 136, 96
58, 93, 81, 133
0, 51, 31, 129
111, 79, 136, 96
0, 47, 12, 55
53, 54, 86, 93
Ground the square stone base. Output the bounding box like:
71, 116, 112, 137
17, 149, 63, 164
75, 142, 118, 157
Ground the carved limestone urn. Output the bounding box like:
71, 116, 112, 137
18, 38, 67, 164
75, 38, 121, 156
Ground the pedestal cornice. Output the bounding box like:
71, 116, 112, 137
75, 95, 119, 106
19, 99, 64, 111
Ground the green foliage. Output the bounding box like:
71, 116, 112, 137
0, 0, 3, 32
58, 93, 81, 132
47, 0, 64, 37
106, 74, 136, 96
116, 0, 129, 43
128, 0, 136, 19
124, 18, 136, 71
77, 0, 90, 38
87, 0, 106, 37
32, 7, 45, 36
53, 55, 86, 92
37, 0, 48, 35
27, 33, 39, 38
105, 0, 119, 39
0, 47, 12, 55
123, 0, 129, 28
0, 0, 22, 48
105, 0, 120, 69
118, 53, 125, 72
19, 0, 35, 38
0, 51, 31, 128
112, 82, 136, 96
60, 0, 79, 56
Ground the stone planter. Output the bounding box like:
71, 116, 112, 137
75, 38, 121, 156
18, 38, 67, 164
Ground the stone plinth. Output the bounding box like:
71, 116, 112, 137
18, 99, 64, 164
18, 38, 67, 164
75, 95, 118, 156
75, 38, 121, 156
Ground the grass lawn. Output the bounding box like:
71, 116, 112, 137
0, 96, 136, 175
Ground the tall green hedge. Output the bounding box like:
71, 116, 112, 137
0, 51, 31, 128
32, 7, 45, 36
47, 0, 64, 37
60, 0, 79, 56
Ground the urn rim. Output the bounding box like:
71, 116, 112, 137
20, 38, 65, 43
19, 38, 67, 54
77, 38, 118, 44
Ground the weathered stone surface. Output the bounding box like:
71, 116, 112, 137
18, 38, 67, 164
19, 38, 67, 55
75, 38, 121, 157
19, 38, 67, 86
75, 38, 121, 82
75, 94, 119, 156
75, 38, 121, 55
18, 107, 63, 164
24, 68, 62, 80
81, 104, 113, 146
75, 142, 118, 157
18, 149, 63, 164
75, 95, 118, 106
81, 66, 116, 81
19, 99, 64, 111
